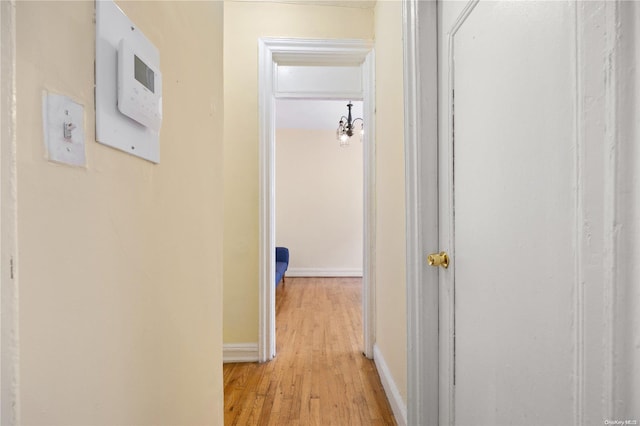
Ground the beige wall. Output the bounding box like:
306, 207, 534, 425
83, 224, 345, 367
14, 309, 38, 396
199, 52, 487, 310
374, 0, 407, 405
223, 0, 374, 343
16, 2, 224, 424
276, 128, 363, 274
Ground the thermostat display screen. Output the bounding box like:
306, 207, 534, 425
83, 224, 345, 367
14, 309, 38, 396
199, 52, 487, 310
134, 55, 154, 93
117, 37, 162, 133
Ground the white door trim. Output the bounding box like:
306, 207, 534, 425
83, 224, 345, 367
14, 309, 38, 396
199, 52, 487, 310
258, 38, 376, 362
1, 1, 20, 424
402, 0, 439, 424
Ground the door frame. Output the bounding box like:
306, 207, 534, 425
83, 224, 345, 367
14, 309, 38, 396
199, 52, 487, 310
258, 38, 376, 362
402, 0, 439, 424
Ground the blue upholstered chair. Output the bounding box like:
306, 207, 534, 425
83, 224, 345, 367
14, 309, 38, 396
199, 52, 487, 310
275, 247, 289, 287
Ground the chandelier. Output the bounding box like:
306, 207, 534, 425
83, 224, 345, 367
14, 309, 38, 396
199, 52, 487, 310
336, 102, 364, 147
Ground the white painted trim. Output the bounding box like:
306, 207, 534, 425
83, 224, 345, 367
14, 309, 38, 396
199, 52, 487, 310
274, 91, 362, 100
374, 345, 407, 426
440, 3, 481, 424
258, 38, 376, 362
0, 1, 19, 424
361, 48, 376, 360
572, 2, 627, 422
286, 268, 363, 277
223, 343, 260, 364
602, 0, 620, 419
258, 38, 277, 363
267, 38, 372, 66
610, 1, 637, 420
402, 0, 439, 424
573, 4, 586, 424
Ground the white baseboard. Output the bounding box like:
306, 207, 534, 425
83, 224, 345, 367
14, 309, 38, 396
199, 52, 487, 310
223, 343, 259, 363
287, 268, 363, 277
373, 344, 407, 426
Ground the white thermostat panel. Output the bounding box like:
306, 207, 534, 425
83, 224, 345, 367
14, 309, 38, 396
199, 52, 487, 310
117, 38, 162, 132
96, 0, 162, 163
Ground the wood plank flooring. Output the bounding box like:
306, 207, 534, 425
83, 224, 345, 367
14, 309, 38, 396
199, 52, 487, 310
224, 277, 396, 426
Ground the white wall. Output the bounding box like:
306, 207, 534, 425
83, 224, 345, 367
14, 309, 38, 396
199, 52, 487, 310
276, 128, 363, 276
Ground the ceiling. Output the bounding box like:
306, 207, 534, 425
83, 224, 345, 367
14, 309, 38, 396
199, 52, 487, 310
276, 99, 364, 130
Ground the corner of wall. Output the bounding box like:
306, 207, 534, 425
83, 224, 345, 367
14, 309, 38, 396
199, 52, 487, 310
373, 344, 407, 426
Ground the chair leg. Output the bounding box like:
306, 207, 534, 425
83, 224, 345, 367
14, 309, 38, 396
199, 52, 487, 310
282, 274, 285, 287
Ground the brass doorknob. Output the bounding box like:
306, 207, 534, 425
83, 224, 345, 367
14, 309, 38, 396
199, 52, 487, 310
427, 251, 449, 269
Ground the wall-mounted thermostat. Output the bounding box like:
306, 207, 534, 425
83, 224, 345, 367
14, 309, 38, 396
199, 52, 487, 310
117, 38, 163, 132
96, 0, 162, 163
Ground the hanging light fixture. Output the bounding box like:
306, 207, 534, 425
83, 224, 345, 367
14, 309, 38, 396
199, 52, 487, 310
336, 102, 364, 147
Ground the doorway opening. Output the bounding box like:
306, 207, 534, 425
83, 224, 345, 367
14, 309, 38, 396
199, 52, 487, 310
258, 38, 375, 362
274, 98, 364, 282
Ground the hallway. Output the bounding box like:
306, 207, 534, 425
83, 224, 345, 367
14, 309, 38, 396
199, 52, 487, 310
223, 277, 396, 425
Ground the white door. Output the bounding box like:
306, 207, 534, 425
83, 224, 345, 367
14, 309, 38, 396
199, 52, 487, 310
437, 1, 579, 424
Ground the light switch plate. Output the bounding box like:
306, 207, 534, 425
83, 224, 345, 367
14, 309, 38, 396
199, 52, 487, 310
43, 92, 86, 167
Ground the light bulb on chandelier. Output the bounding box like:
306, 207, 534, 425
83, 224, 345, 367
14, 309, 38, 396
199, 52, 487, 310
336, 102, 364, 147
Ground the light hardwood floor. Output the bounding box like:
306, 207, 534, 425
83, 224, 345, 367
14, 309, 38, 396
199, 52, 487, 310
224, 277, 396, 425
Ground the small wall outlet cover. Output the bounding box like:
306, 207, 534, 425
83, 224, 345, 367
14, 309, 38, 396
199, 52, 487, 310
42, 92, 86, 167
